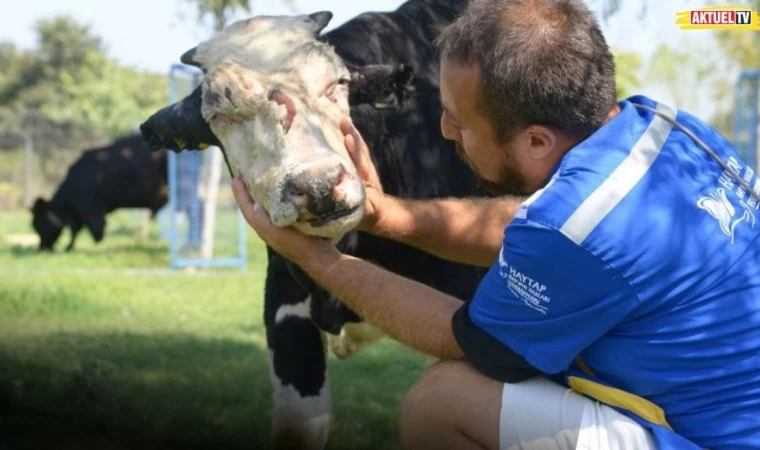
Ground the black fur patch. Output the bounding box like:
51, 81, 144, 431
348, 64, 415, 109
270, 317, 326, 397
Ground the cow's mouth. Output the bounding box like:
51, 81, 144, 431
308, 205, 361, 228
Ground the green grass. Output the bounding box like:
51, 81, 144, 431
0, 209, 433, 450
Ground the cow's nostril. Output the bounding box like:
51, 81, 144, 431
284, 163, 348, 218
288, 187, 309, 208
332, 170, 350, 202
329, 165, 346, 187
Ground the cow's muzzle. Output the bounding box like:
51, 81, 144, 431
139, 85, 221, 153
282, 161, 360, 227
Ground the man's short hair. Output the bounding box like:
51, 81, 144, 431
435, 0, 617, 143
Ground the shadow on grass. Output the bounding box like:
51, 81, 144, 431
3, 241, 170, 272
7, 245, 40, 257
0, 332, 270, 450
0, 332, 426, 450
7, 242, 166, 257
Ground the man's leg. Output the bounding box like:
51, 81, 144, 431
401, 360, 501, 450
400, 360, 657, 450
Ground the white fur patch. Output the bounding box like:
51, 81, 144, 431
274, 296, 312, 323
268, 349, 332, 450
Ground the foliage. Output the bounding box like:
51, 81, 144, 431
182, 0, 252, 31
712, 0, 760, 70
612, 48, 643, 99
591, 0, 760, 140
644, 40, 721, 114
180, 0, 298, 33
0, 15, 168, 147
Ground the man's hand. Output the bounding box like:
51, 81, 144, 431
231, 177, 340, 269
340, 119, 390, 234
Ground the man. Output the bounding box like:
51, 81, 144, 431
232, 0, 760, 449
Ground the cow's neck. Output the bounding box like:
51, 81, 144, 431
47, 192, 71, 223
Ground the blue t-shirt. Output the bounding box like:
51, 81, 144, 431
465, 95, 760, 449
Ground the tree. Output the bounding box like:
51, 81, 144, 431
182, 0, 252, 32
0, 15, 167, 137
612, 48, 643, 99
710, 0, 760, 68
35, 16, 104, 71
0, 15, 170, 195
697, 0, 760, 139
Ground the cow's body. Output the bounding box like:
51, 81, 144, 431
31, 134, 168, 251
138, 1, 485, 447
264, 1, 488, 448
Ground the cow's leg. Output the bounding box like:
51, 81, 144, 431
265, 252, 331, 450
65, 221, 82, 252
83, 212, 106, 244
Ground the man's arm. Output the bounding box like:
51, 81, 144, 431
372, 195, 524, 267
231, 178, 538, 379
304, 249, 466, 360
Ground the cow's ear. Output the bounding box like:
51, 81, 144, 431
140, 84, 221, 153
307, 11, 333, 36
348, 64, 415, 109
31, 197, 47, 214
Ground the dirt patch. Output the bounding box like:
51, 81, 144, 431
5, 233, 38, 247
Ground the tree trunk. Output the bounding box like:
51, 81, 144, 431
23, 134, 33, 207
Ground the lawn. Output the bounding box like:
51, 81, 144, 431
0, 209, 433, 450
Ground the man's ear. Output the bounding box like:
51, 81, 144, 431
348, 64, 415, 109
139, 84, 221, 153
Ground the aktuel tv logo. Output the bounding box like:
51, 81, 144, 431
676, 5, 760, 30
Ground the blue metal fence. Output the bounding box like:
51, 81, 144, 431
734, 70, 760, 171
164, 63, 248, 270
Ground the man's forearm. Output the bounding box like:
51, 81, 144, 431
304, 250, 465, 361
373, 195, 524, 267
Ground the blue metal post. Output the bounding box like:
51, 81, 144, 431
164, 63, 247, 271
735, 74, 745, 160
237, 210, 248, 271
168, 67, 180, 269
734, 70, 760, 173
748, 76, 759, 171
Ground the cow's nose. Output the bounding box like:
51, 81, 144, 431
284, 163, 347, 217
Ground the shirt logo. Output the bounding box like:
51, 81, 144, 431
697, 187, 756, 244
498, 246, 510, 278
498, 247, 551, 315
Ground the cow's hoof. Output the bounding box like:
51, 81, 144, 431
272, 426, 330, 450
329, 336, 358, 360
328, 323, 385, 360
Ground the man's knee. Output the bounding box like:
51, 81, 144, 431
401, 361, 502, 450
402, 360, 474, 423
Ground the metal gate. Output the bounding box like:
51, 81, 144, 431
164, 63, 247, 270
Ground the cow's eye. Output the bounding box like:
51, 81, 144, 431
337, 77, 350, 86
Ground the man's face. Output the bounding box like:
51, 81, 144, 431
439, 60, 528, 196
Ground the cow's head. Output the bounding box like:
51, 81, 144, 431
140, 12, 414, 238
30, 198, 63, 251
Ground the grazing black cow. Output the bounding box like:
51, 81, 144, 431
31, 134, 168, 251
139, 1, 486, 448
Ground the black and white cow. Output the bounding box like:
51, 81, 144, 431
140, 1, 486, 448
